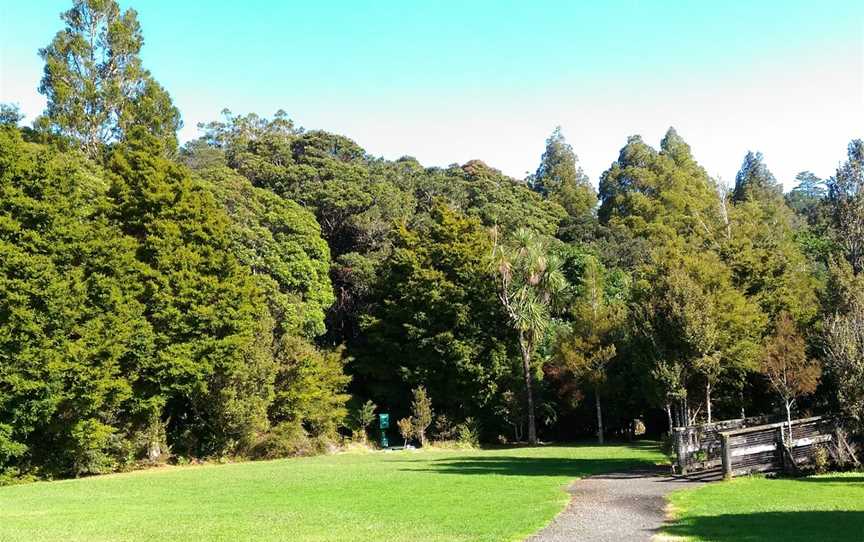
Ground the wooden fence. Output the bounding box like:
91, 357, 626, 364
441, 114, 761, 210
719, 416, 835, 478
674, 415, 856, 478
672, 415, 771, 474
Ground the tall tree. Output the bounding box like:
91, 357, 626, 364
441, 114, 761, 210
786, 171, 826, 224
494, 229, 567, 444
38, 0, 181, 157
827, 140, 864, 273
599, 128, 721, 248
732, 151, 782, 203
532, 127, 596, 235
822, 263, 864, 434
554, 255, 623, 443
357, 204, 514, 429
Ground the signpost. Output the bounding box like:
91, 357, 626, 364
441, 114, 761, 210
379, 413, 389, 448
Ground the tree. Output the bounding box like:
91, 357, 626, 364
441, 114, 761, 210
554, 255, 623, 443
494, 228, 567, 444
786, 171, 827, 224
0, 104, 23, 127
107, 130, 274, 456
723, 167, 820, 326
532, 127, 596, 235
827, 140, 864, 273
822, 263, 864, 434
732, 151, 782, 203
410, 387, 433, 447
38, 0, 181, 157
762, 313, 821, 445
0, 126, 152, 478
635, 247, 764, 426
352, 400, 377, 443
599, 129, 721, 248
356, 204, 515, 430
397, 417, 414, 447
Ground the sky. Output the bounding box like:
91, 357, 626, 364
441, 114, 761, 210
1, 1, 862, 189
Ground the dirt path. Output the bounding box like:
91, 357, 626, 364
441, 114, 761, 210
527, 467, 718, 542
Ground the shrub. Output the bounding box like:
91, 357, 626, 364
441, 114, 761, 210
70, 419, 118, 477
250, 423, 329, 459
456, 418, 480, 447
351, 400, 377, 443
411, 387, 433, 447
397, 417, 414, 447
813, 445, 830, 474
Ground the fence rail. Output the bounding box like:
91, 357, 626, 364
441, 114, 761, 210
674, 415, 851, 478
673, 415, 771, 474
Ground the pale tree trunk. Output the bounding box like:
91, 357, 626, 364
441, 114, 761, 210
519, 332, 537, 445
706, 380, 712, 424
665, 403, 674, 432
595, 387, 604, 444
785, 400, 794, 448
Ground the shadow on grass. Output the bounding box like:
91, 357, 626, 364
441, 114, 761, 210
662, 511, 864, 542
403, 456, 662, 477
797, 475, 864, 484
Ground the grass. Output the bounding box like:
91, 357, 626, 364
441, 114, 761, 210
0, 441, 662, 542
661, 472, 864, 542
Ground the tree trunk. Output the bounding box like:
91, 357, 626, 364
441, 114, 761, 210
595, 387, 604, 444
706, 380, 712, 424
666, 403, 674, 432
785, 400, 793, 448
519, 332, 537, 445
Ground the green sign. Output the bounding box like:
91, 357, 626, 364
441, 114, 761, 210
379, 413, 390, 429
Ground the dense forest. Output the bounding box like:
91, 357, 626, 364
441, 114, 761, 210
1, 1, 862, 482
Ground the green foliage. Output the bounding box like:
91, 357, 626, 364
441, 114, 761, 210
0, 127, 150, 478
495, 227, 568, 443
822, 263, 864, 433
599, 128, 721, 248
531, 127, 597, 238
356, 204, 515, 430
269, 337, 349, 438
827, 139, 864, 273
410, 386, 433, 447
732, 151, 783, 203
0, 104, 23, 127
37, 0, 181, 157
396, 417, 414, 446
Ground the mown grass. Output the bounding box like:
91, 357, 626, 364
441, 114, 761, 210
662, 472, 864, 542
0, 441, 662, 542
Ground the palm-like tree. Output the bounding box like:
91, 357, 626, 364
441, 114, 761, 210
494, 228, 567, 444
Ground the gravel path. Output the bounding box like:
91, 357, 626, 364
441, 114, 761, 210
527, 467, 719, 542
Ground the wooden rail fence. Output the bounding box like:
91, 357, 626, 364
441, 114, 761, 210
718, 416, 834, 479
673, 415, 771, 475
674, 415, 855, 478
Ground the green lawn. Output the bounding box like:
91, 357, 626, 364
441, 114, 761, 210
0, 442, 662, 542
662, 472, 864, 542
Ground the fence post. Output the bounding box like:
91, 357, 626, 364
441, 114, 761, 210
721, 433, 732, 480
674, 429, 688, 475
776, 425, 785, 472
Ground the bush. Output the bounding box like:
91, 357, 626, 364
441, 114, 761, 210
250, 423, 330, 459
456, 418, 480, 447
70, 420, 118, 477
813, 445, 830, 474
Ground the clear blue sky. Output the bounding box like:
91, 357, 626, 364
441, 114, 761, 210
2, 1, 862, 188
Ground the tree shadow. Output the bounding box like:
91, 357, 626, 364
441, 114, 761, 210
662, 511, 864, 542
796, 475, 864, 484
403, 455, 662, 477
